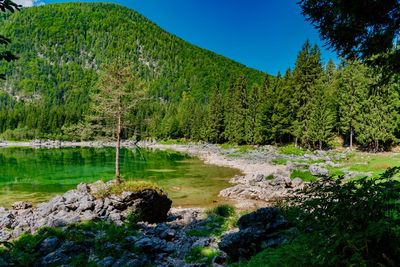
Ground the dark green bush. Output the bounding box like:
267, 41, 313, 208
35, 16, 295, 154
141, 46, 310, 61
239, 167, 400, 267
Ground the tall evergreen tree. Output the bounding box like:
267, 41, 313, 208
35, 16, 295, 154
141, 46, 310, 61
356, 82, 397, 152
224, 75, 248, 144
270, 70, 296, 143
337, 61, 369, 150
292, 41, 323, 146
305, 78, 336, 149
203, 87, 224, 143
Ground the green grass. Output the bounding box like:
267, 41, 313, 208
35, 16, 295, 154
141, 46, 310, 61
265, 174, 274, 180
271, 158, 288, 165
187, 204, 237, 238
186, 246, 220, 265
219, 144, 255, 156
328, 152, 400, 180
158, 138, 190, 145
290, 170, 317, 182
92, 180, 162, 199
277, 145, 306, 156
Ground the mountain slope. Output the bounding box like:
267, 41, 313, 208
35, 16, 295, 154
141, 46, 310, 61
0, 2, 266, 138
0, 2, 266, 101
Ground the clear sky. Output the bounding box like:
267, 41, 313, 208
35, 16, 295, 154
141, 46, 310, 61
34, 0, 339, 75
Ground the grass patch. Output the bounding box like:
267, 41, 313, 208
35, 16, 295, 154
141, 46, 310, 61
271, 158, 288, 165
329, 152, 400, 180
158, 138, 189, 145
206, 204, 235, 218
186, 246, 220, 265
219, 144, 255, 157
277, 144, 306, 156
290, 169, 316, 182
92, 180, 162, 199
265, 174, 274, 180
187, 204, 237, 238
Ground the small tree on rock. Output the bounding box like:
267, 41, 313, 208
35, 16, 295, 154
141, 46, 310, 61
89, 62, 147, 184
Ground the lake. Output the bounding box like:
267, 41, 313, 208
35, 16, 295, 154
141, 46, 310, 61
0, 147, 240, 208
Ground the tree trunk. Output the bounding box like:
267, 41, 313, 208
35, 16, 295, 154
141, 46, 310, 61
115, 114, 121, 185
349, 127, 353, 150
375, 140, 379, 153
294, 137, 298, 148
319, 140, 322, 150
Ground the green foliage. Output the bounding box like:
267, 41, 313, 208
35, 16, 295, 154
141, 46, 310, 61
186, 246, 220, 265
241, 168, 400, 267
0, 220, 139, 265
271, 158, 288, 165
0, 4, 398, 151
187, 204, 237, 237
0, 2, 264, 141
290, 169, 316, 182
277, 144, 306, 156
206, 204, 235, 218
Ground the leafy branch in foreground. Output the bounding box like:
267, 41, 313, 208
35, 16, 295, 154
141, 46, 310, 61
241, 168, 400, 267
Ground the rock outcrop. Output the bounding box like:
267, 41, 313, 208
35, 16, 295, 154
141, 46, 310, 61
219, 171, 304, 203
219, 207, 292, 260
0, 182, 172, 241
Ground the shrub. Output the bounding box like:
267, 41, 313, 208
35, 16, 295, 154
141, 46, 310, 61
206, 204, 235, 218
239, 167, 400, 266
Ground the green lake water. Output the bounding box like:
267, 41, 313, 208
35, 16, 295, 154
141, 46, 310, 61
0, 147, 240, 208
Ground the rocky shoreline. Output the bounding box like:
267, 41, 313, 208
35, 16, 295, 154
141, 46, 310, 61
1, 141, 348, 209
0, 181, 291, 266
142, 143, 306, 209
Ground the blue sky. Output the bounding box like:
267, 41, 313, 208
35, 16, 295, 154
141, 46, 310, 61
38, 0, 339, 75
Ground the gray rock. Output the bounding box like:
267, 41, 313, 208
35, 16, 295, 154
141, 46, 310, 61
12, 201, 32, 210
112, 252, 148, 267
97, 256, 115, 267
0, 182, 172, 241
309, 164, 329, 177
291, 177, 303, 187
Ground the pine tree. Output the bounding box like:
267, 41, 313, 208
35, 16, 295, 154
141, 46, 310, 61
355, 81, 397, 152
270, 70, 296, 143
337, 61, 368, 150
204, 87, 225, 143
292, 41, 323, 146
305, 78, 336, 149
224, 75, 248, 144
89, 62, 146, 184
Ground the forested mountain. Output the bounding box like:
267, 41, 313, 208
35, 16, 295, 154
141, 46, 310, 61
0, 3, 399, 151
0, 2, 265, 139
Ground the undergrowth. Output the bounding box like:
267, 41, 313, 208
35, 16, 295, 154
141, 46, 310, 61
237, 167, 400, 267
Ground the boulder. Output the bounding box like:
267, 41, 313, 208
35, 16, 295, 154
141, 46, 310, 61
309, 164, 329, 177
0, 183, 172, 241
